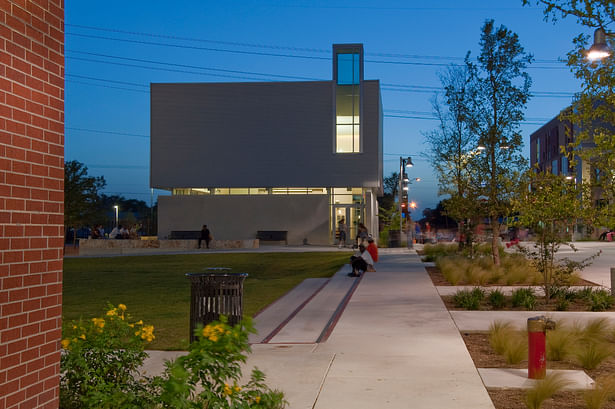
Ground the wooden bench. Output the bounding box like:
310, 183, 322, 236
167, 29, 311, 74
256, 230, 288, 245
169, 230, 201, 240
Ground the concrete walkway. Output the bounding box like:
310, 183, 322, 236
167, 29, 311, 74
143, 249, 495, 408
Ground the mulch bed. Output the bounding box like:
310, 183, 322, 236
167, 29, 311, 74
424, 260, 615, 407
462, 333, 615, 409
426, 265, 598, 288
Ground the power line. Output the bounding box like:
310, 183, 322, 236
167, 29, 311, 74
66, 50, 321, 80
66, 31, 566, 70
66, 23, 565, 64
66, 127, 149, 138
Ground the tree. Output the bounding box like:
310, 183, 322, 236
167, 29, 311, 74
425, 65, 482, 249
465, 20, 532, 265
525, 0, 615, 230
513, 170, 595, 300
64, 160, 106, 238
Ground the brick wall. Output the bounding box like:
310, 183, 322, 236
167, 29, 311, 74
0, 1, 64, 408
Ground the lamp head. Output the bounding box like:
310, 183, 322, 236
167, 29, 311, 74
588, 27, 611, 61
405, 157, 414, 167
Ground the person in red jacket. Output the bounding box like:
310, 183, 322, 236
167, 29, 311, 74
366, 236, 378, 271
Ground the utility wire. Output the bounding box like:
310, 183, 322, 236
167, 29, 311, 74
66, 23, 565, 64
66, 32, 566, 70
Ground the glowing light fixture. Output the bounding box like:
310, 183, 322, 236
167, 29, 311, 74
588, 27, 611, 61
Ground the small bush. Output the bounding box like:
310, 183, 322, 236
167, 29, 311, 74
584, 375, 615, 409
577, 286, 596, 301
423, 243, 458, 260
437, 256, 466, 285
524, 373, 572, 409
555, 296, 569, 311
512, 288, 537, 310
503, 332, 528, 364
453, 287, 484, 310
489, 321, 516, 355
588, 289, 615, 312
573, 341, 612, 370
582, 318, 612, 342
546, 329, 574, 361
488, 289, 506, 309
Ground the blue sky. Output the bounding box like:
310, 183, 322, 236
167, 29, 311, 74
65, 1, 586, 215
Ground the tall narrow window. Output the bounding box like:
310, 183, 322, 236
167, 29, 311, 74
334, 45, 362, 153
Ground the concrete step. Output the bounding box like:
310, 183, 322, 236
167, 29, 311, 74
250, 263, 362, 344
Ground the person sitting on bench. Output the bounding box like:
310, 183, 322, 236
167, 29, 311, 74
348, 244, 374, 277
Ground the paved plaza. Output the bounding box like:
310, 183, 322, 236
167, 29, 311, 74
138, 241, 615, 408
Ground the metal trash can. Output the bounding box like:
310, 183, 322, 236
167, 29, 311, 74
388, 230, 401, 248
185, 271, 248, 343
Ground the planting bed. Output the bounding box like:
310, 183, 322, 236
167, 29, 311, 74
462, 333, 615, 409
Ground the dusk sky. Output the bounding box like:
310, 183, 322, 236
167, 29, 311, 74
65, 1, 587, 215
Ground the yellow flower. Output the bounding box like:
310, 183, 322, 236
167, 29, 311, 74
224, 383, 233, 396
255, 396, 261, 403
71, 325, 77, 329
92, 318, 105, 328
136, 325, 155, 342
61, 339, 71, 349
79, 334, 86, 340
128, 323, 134, 328
136, 320, 143, 325
209, 335, 218, 342
118, 304, 127, 311
106, 309, 117, 317
234, 385, 241, 392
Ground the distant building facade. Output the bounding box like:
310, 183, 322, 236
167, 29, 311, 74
150, 44, 383, 245
530, 113, 592, 185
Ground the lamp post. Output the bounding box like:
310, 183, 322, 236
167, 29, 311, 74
113, 205, 119, 228
399, 156, 414, 247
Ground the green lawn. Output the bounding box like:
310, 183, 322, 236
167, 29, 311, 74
62, 252, 349, 349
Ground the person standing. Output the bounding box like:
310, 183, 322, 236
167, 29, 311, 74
198, 224, 211, 249
338, 217, 347, 248
356, 222, 368, 248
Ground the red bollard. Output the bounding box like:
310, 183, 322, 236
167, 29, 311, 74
527, 316, 555, 379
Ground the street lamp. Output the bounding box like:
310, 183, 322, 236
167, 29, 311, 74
588, 27, 612, 61
113, 205, 119, 228
398, 157, 417, 247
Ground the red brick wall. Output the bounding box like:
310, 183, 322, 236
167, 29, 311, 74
0, 1, 64, 408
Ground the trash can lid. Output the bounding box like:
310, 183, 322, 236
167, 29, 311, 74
185, 272, 248, 278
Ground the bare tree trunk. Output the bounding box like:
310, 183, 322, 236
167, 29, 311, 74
491, 215, 500, 266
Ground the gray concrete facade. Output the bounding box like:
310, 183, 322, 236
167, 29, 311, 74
158, 194, 329, 244
150, 44, 383, 244
150, 80, 382, 189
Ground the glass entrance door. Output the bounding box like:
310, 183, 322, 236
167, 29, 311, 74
332, 205, 359, 245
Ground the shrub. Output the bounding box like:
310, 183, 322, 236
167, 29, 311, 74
423, 243, 458, 260
60, 304, 157, 409
156, 317, 287, 408
488, 321, 526, 363
581, 318, 612, 342
453, 287, 484, 310
488, 321, 515, 355
512, 288, 537, 310
437, 256, 466, 285
577, 286, 596, 301
488, 289, 506, 309
583, 375, 615, 409
588, 289, 615, 312
555, 296, 569, 311
61, 305, 287, 409
546, 329, 574, 361
524, 373, 572, 409
573, 341, 612, 370
503, 332, 528, 364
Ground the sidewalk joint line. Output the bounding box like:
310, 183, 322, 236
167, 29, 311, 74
316, 272, 364, 343
311, 353, 336, 409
